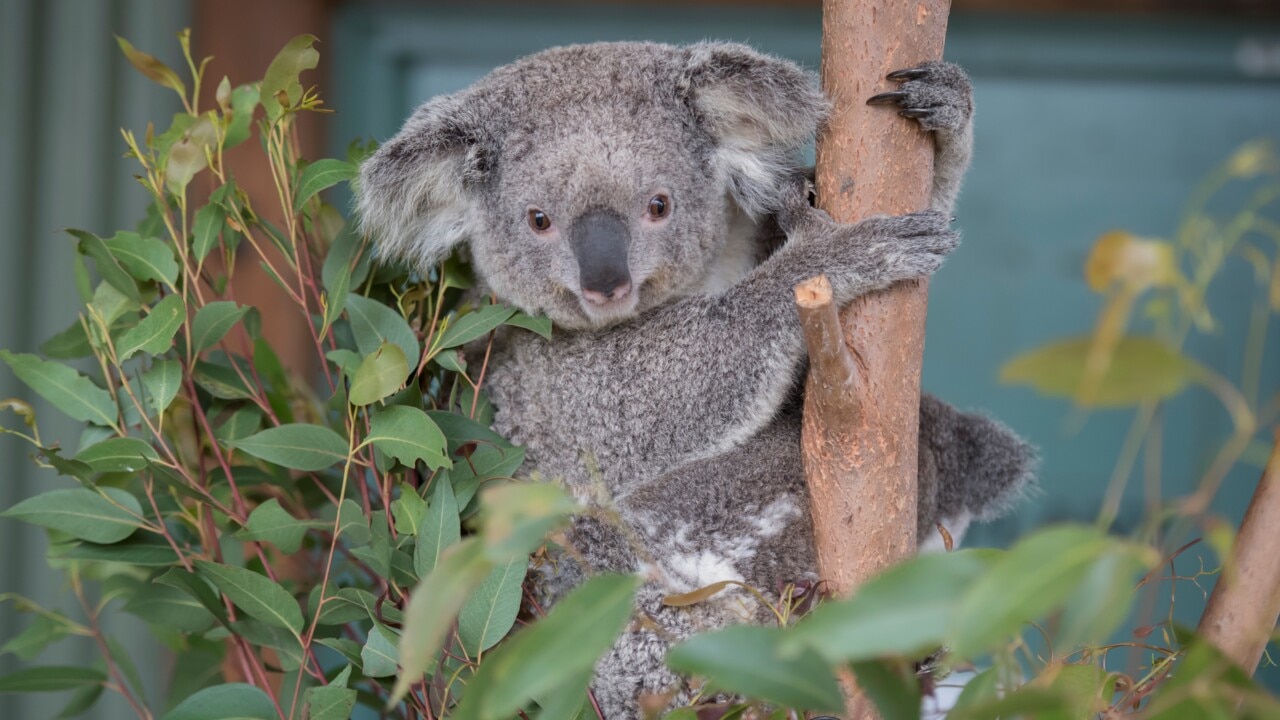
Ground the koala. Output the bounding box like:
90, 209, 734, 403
358, 41, 1034, 718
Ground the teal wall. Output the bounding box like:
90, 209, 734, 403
331, 0, 1280, 684
0, 1, 190, 718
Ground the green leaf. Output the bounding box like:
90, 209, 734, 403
361, 623, 400, 678
140, 359, 182, 415
192, 359, 254, 400
0, 666, 106, 693
115, 35, 185, 96
154, 568, 229, 626
346, 294, 419, 367
165, 116, 217, 194
367, 405, 450, 470
391, 482, 427, 536
315, 587, 380, 625
123, 582, 216, 634
505, 311, 552, 340
235, 499, 320, 553
348, 343, 409, 406
948, 525, 1127, 659
56, 683, 103, 718
1056, 545, 1153, 650
436, 304, 517, 351
229, 423, 348, 472
74, 437, 160, 472
416, 475, 461, 578
321, 231, 367, 335
294, 159, 356, 211
480, 482, 577, 563
305, 673, 357, 720
105, 232, 179, 288
70, 226, 140, 299
667, 625, 843, 713
115, 294, 185, 361
190, 301, 249, 353
224, 86, 259, 150
191, 201, 226, 264
1, 351, 117, 426
784, 550, 995, 662
454, 574, 641, 720
160, 683, 275, 720
195, 561, 303, 634
1, 614, 76, 660
58, 536, 180, 566
2, 487, 142, 543
337, 498, 371, 546
849, 659, 922, 720
261, 34, 319, 120
458, 556, 526, 656
1000, 336, 1203, 407
41, 318, 93, 359
392, 539, 492, 704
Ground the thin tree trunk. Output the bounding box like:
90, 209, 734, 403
1196, 429, 1280, 675
803, 1, 952, 715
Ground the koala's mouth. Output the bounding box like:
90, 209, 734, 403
575, 280, 643, 326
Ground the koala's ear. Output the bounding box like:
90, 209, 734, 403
680, 43, 829, 216
357, 93, 491, 270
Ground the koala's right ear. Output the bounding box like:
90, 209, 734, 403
357, 93, 491, 270
680, 43, 830, 217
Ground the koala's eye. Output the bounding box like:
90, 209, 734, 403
527, 208, 552, 233
646, 194, 671, 219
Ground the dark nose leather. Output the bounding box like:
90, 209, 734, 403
569, 209, 632, 303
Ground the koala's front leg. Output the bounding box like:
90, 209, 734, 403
868, 61, 974, 215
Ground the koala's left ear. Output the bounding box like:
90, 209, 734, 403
356, 92, 492, 271
680, 43, 829, 216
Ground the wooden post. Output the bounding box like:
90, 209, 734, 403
1196, 430, 1280, 675
802, 1, 951, 713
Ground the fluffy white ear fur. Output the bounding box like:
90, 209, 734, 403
356, 95, 482, 271
681, 42, 830, 217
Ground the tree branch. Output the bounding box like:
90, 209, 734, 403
1196, 428, 1280, 675
804, 1, 952, 714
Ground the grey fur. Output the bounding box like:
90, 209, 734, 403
359, 41, 1034, 718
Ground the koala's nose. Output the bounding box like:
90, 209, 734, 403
569, 209, 633, 304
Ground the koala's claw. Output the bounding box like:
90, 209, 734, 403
870, 61, 972, 135
885, 67, 929, 82
866, 91, 908, 105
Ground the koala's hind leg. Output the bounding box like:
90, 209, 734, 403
867, 61, 974, 215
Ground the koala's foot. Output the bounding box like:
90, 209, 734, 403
867, 61, 973, 135
868, 61, 975, 215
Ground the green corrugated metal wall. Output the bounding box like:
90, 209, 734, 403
0, 1, 190, 718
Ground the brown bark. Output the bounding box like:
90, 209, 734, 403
1196, 429, 1280, 675
803, 1, 951, 715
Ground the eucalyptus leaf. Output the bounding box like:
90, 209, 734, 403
195, 561, 303, 634
361, 623, 400, 678
140, 359, 182, 415
74, 437, 160, 473
191, 202, 226, 264
1001, 336, 1203, 407
458, 556, 526, 656
105, 232, 179, 288
1, 351, 117, 427
367, 405, 450, 470
348, 342, 409, 406
435, 304, 517, 351
0, 666, 107, 693
69, 230, 141, 302
391, 539, 492, 704
235, 499, 321, 553
294, 159, 356, 211
2, 487, 142, 544
480, 482, 577, 563
346, 294, 419, 367
416, 475, 461, 578
159, 683, 275, 720
115, 294, 185, 361
190, 302, 249, 353
228, 423, 348, 472
261, 34, 319, 119
453, 574, 641, 720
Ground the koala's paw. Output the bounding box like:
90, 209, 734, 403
867, 61, 973, 136
851, 210, 959, 285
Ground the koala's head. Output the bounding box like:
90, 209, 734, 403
358, 42, 827, 330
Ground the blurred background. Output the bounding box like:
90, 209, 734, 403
1, 0, 1278, 717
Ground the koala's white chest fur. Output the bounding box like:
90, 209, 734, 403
690, 200, 761, 296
